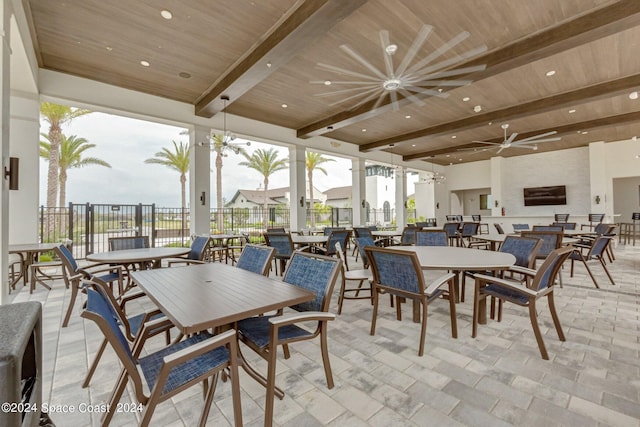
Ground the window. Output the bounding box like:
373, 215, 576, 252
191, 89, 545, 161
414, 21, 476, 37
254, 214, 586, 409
479, 194, 492, 210
383, 201, 391, 222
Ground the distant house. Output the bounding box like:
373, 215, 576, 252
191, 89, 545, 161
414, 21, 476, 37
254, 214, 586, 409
226, 185, 326, 209
324, 186, 352, 208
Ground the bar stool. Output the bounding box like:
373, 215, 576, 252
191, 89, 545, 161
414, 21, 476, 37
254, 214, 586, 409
619, 213, 640, 246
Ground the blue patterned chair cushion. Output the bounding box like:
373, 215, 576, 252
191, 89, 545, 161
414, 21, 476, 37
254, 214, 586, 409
482, 284, 529, 305
127, 312, 165, 337
356, 236, 375, 265
266, 234, 293, 257
58, 244, 78, 271
188, 236, 210, 260
139, 332, 229, 395
237, 315, 312, 349
369, 251, 419, 293
443, 223, 459, 237
237, 245, 272, 274
500, 237, 539, 267
400, 228, 417, 245
416, 231, 447, 246
284, 255, 337, 312
85, 289, 134, 362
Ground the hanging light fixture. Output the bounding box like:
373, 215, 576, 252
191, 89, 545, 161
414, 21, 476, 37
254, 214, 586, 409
199, 95, 250, 154
426, 160, 446, 184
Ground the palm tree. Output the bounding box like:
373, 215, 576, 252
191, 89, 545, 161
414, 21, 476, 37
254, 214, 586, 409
306, 151, 335, 227
239, 148, 288, 229
40, 103, 92, 207
39, 134, 111, 207
145, 141, 190, 227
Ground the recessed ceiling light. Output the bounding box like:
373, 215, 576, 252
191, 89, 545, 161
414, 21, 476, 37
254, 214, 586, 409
488, 122, 492, 125
385, 44, 398, 55
633, 136, 637, 141
581, 131, 588, 134
178, 72, 191, 79
411, 144, 416, 147
266, 62, 272, 68
361, 128, 367, 132
546, 70, 556, 76
449, 162, 453, 165
105, 46, 113, 52
160, 10, 173, 19
630, 91, 639, 100
140, 60, 150, 67
446, 155, 450, 157
451, 135, 457, 139
281, 104, 288, 108
473, 105, 482, 113
405, 115, 411, 119
458, 158, 462, 161
324, 80, 331, 85
568, 109, 576, 113
462, 97, 470, 102
438, 88, 443, 93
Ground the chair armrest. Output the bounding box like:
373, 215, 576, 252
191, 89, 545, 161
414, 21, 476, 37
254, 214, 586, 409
132, 316, 176, 357
294, 246, 312, 253
424, 273, 456, 295
162, 329, 236, 370
506, 265, 536, 277
474, 273, 537, 297
79, 264, 123, 277
118, 289, 147, 306
269, 311, 336, 327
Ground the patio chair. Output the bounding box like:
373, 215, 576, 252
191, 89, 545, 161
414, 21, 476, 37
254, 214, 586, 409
552, 222, 576, 230
82, 288, 242, 427
512, 223, 530, 232
28, 240, 72, 293
263, 232, 295, 275
494, 223, 505, 234
458, 222, 482, 248
393, 226, 417, 245
166, 235, 210, 267
55, 244, 123, 327
227, 232, 251, 264
365, 246, 457, 356
580, 213, 605, 231
443, 222, 461, 246
415, 230, 448, 246
81, 275, 171, 388
323, 226, 345, 236
335, 241, 373, 314
236, 251, 341, 425
109, 235, 152, 271
236, 244, 275, 276
472, 245, 574, 360
554, 213, 570, 222
619, 212, 640, 246
352, 227, 384, 260
313, 230, 350, 262
532, 225, 564, 232
569, 236, 616, 288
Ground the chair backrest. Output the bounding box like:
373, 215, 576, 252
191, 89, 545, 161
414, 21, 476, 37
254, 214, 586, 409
323, 227, 345, 236
82, 288, 140, 389
188, 236, 210, 261
472, 214, 481, 222
588, 213, 605, 223
521, 231, 563, 258
632, 212, 640, 222
443, 222, 460, 237
499, 236, 542, 269
263, 233, 294, 257
365, 247, 424, 296
425, 218, 437, 227
406, 223, 417, 228
530, 246, 574, 291
533, 225, 564, 232
236, 244, 275, 276
353, 227, 373, 238
552, 222, 576, 230
367, 225, 378, 231
586, 236, 612, 259
512, 223, 530, 231
446, 215, 463, 222
355, 236, 375, 268
416, 230, 448, 246
460, 222, 479, 237
494, 223, 505, 234
267, 227, 286, 233
400, 227, 417, 245
55, 244, 78, 274
325, 230, 351, 256
415, 221, 428, 228
84, 275, 137, 340
283, 252, 341, 313
554, 214, 570, 222
109, 236, 150, 251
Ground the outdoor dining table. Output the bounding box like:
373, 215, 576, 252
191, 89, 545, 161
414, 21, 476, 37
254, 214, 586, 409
8, 242, 59, 289
290, 234, 328, 245
470, 234, 580, 251
209, 233, 244, 262
86, 247, 190, 269
392, 246, 516, 325
130, 262, 315, 427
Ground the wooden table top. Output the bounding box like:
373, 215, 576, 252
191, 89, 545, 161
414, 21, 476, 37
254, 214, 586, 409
86, 247, 190, 263
392, 246, 516, 270
8, 243, 59, 253
130, 263, 315, 335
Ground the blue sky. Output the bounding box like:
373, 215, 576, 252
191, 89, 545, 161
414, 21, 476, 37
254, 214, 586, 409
38, 111, 354, 207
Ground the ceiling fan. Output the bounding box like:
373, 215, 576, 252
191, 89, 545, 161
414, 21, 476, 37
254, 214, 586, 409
311, 24, 487, 111
459, 124, 561, 154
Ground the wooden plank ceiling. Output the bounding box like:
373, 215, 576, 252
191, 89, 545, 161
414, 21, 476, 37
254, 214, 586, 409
26, 0, 640, 165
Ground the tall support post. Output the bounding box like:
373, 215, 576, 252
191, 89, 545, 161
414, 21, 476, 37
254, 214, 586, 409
289, 146, 306, 231
1, 0, 12, 304
351, 158, 366, 225
189, 126, 212, 235
395, 167, 407, 228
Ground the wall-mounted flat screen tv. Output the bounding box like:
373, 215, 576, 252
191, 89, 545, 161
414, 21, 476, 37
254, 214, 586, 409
523, 185, 567, 206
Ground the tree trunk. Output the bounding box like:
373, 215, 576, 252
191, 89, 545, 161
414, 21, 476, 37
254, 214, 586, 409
263, 177, 269, 230
216, 151, 224, 232
308, 169, 314, 228
180, 172, 187, 238
58, 171, 67, 237
46, 124, 62, 237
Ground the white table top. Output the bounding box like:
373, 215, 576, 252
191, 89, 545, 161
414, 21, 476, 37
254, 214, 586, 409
291, 235, 328, 244
471, 234, 579, 245
9, 243, 59, 253
86, 247, 190, 263
392, 246, 516, 270
372, 230, 403, 237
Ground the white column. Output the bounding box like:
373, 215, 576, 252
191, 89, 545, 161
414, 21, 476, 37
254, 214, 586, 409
351, 158, 366, 225
9, 93, 39, 243
415, 171, 435, 220
289, 146, 306, 231
1, 0, 12, 303
189, 126, 211, 235
395, 167, 407, 228
588, 141, 610, 218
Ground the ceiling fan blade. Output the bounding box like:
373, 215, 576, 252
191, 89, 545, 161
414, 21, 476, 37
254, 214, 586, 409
510, 144, 540, 150
379, 30, 395, 77
471, 140, 503, 146
457, 146, 493, 153
515, 137, 561, 144
405, 31, 470, 76
404, 85, 449, 99
348, 87, 388, 110
496, 146, 506, 154
390, 91, 400, 111
420, 65, 487, 80
396, 24, 433, 76
411, 45, 488, 77
315, 85, 379, 98
398, 88, 426, 107
339, 44, 387, 80
514, 130, 559, 143
316, 63, 380, 81
325, 86, 381, 107
371, 92, 389, 110
408, 79, 473, 87
311, 80, 380, 85
506, 132, 519, 144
